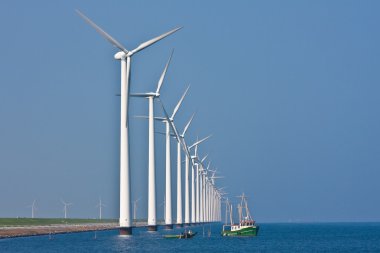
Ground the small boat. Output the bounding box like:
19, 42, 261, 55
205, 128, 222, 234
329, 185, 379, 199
164, 230, 197, 239
221, 193, 259, 237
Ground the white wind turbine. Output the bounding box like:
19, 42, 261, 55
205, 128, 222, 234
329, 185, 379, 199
159, 197, 166, 219
179, 116, 199, 225
207, 169, 223, 222
174, 113, 196, 225
188, 136, 211, 223
130, 52, 174, 231
208, 167, 224, 185
96, 198, 106, 220
135, 86, 189, 229
159, 87, 190, 228
61, 199, 73, 219
158, 99, 192, 227
223, 197, 230, 224
76, 10, 181, 235
27, 200, 37, 219
154, 110, 197, 226
133, 198, 141, 221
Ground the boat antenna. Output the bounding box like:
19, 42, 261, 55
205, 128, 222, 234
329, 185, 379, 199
229, 203, 233, 225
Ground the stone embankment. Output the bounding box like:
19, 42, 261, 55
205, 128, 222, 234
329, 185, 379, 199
0, 223, 118, 239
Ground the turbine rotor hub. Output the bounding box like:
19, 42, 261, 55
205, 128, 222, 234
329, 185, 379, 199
114, 51, 127, 60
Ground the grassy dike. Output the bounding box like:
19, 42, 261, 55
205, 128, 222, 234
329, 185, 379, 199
0, 218, 118, 227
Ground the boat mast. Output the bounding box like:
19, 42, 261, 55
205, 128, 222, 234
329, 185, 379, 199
229, 203, 233, 225
237, 203, 242, 223
244, 196, 252, 220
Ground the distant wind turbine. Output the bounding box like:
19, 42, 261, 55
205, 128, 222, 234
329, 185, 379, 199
133, 198, 141, 221
61, 199, 73, 219
189, 136, 211, 222
159, 198, 166, 220
27, 200, 37, 219
96, 198, 106, 220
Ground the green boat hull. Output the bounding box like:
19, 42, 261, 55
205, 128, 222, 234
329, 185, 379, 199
221, 226, 259, 237
164, 232, 197, 239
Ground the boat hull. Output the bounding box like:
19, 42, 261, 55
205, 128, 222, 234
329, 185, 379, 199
221, 226, 259, 237
164, 232, 197, 239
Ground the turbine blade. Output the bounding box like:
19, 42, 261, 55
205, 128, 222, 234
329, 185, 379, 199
76, 10, 129, 54
133, 115, 166, 121
189, 134, 212, 149
194, 136, 199, 157
130, 93, 153, 97
171, 84, 190, 119
130, 27, 182, 55
206, 161, 211, 171
133, 115, 149, 119
158, 99, 181, 142
156, 49, 174, 94
154, 116, 167, 121
159, 99, 191, 159
201, 154, 209, 163
182, 112, 195, 136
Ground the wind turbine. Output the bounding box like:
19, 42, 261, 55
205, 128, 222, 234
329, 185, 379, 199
178, 113, 196, 225
76, 10, 181, 235
157, 89, 191, 227
159, 197, 166, 220
135, 86, 189, 229
96, 198, 106, 220
130, 51, 173, 232
209, 168, 224, 185
61, 199, 72, 219
188, 136, 211, 223
133, 198, 141, 222
27, 200, 37, 219
158, 87, 190, 229
208, 169, 223, 222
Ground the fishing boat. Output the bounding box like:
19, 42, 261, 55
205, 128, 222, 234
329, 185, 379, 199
164, 230, 197, 239
221, 193, 259, 236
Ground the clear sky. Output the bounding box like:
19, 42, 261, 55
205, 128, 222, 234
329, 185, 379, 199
0, 0, 379, 222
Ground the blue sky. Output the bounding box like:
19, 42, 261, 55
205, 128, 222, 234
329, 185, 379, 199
0, 0, 379, 222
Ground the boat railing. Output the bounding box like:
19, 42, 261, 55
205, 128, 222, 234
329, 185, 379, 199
239, 220, 255, 226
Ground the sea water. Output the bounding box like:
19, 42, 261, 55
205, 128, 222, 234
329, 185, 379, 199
1, 223, 380, 252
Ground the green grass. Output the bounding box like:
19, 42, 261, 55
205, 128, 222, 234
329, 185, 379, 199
0, 218, 118, 227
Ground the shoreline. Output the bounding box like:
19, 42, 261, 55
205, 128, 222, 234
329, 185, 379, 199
0, 221, 169, 239
0, 223, 119, 239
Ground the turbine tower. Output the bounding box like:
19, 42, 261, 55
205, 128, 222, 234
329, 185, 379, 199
76, 10, 181, 235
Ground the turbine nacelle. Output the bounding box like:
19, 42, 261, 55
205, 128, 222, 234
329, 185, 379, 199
114, 51, 128, 60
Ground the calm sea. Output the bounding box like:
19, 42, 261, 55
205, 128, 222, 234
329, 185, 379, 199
1, 223, 380, 252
